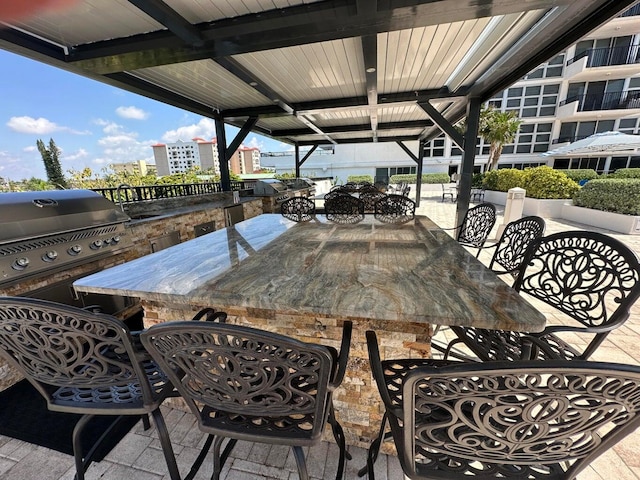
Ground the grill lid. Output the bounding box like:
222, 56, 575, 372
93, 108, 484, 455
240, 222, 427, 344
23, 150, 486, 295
0, 189, 130, 244
253, 179, 289, 195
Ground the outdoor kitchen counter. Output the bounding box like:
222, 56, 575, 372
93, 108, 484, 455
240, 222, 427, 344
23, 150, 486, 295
73, 213, 546, 448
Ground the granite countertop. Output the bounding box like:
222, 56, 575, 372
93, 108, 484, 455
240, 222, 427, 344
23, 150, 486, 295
73, 214, 546, 332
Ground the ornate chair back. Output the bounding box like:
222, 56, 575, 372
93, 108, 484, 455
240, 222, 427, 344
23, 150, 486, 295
512, 230, 640, 359
0, 296, 180, 480
395, 360, 640, 480
324, 195, 365, 224
280, 196, 316, 222
456, 202, 497, 254
488, 215, 546, 277
360, 191, 386, 212
374, 194, 416, 224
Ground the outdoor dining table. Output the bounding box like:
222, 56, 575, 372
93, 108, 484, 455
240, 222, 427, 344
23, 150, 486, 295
73, 213, 546, 448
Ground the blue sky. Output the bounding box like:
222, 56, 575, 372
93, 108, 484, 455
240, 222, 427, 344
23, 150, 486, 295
0, 49, 291, 181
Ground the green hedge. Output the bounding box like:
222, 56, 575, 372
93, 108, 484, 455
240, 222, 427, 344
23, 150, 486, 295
389, 173, 451, 184
573, 178, 640, 215
483, 166, 579, 199
610, 168, 640, 179
561, 169, 598, 182
346, 175, 374, 184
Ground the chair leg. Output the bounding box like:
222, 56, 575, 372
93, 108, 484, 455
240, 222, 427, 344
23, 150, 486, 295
292, 445, 310, 480
184, 434, 214, 480
150, 408, 181, 480
212, 435, 226, 480
328, 404, 350, 480
357, 411, 388, 477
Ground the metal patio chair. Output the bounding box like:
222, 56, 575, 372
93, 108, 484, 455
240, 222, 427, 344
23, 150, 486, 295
141, 320, 353, 480
280, 196, 316, 222
0, 297, 181, 480
373, 194, 416, 224
325, 194, 365, 224
364, 333, 640, 480
442, 230, 640, 362
444, 202, 496, 257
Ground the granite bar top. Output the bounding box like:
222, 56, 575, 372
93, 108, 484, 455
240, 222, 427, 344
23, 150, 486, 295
73, 214, 546, 332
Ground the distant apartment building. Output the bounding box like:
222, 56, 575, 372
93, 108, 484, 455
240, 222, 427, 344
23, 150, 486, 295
152, 138, 261, 176
263, 5, 640, 183
110, 160, 155, 176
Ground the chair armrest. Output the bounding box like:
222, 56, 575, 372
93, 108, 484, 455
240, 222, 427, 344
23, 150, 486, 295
192, 307, 227, 322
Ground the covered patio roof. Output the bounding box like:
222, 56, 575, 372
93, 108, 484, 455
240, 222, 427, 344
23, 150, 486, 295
0, 0, 636, 218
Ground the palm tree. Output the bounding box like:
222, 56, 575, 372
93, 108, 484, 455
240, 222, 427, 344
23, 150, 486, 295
478, 106, 521, 171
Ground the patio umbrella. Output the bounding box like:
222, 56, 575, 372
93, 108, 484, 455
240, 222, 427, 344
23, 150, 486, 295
541, 131, 640, 157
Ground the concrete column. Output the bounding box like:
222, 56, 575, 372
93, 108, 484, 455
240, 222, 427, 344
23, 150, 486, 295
497, 187, 526, 238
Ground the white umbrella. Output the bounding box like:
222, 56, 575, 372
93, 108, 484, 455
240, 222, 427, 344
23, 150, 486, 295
541, 131, 640, 157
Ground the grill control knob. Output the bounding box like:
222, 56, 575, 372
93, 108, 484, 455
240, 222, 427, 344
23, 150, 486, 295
111, 235, 121, 244
68, 244, 82, 256
12, 257, 29, 270
42, 251, 58, 262
90, 240, 103, 250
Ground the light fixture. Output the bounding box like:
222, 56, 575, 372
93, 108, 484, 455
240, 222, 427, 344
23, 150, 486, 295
249, 81, 258, 86
366, 67, 376, 73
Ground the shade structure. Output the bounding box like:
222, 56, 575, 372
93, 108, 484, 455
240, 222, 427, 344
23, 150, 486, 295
541, 131, 640, 157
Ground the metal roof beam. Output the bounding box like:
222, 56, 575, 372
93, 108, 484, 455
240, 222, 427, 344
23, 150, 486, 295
361, 34, 378, 140
271, 120, 433, 137
66, 0, 570, 74
127, 0, 204, 47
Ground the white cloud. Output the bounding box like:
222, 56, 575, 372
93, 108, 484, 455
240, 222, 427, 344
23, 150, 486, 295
116, 106, 149, 120
162, 118, 217, 142
64, 148, 89, 161
7, 116, 91, 135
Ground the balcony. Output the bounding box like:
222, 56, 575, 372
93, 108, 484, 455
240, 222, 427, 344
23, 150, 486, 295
565, 45, 640, 81
559, 90, 640, 113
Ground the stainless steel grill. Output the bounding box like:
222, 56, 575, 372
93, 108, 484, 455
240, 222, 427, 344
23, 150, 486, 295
0, 189, 133, 286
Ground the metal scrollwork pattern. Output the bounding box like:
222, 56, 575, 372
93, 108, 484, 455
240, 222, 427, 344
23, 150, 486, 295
280, 196, 316, 222
143, 323, 333, 437
360, 191, 386, 213
516, 232, 640, 328
457, 203, 496, 248
324, 195, 365, 224
490, 216, 545, 274
0, 298, 168, 406
374, 194, 416, 224
406, 364, 640, 477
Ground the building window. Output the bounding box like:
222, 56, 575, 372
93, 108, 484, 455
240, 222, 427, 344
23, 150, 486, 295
524, 54, 565, 79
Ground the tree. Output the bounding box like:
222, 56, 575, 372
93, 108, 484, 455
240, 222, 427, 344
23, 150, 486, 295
478, 106, 521, 171
36, 138, 68, 188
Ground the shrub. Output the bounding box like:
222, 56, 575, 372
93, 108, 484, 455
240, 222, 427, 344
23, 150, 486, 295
522, 166, 579, 199
610, 168, 640, 179
483, 169, 525, 192
562, 169, 598, 183
573, 179, 640, 215
346, 175, 373, 184
389, 173, 451, 184
471, 173, 485, 188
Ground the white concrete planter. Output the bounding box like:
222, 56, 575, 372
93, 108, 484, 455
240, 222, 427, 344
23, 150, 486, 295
484, 190, 640, 235
484, 191, 567, 217
562, 204, 640, 235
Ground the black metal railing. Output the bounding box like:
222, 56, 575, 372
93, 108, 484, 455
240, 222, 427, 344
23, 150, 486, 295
567, 45, 640, 68
559, 90, 640, 111
93, 181, 253, 204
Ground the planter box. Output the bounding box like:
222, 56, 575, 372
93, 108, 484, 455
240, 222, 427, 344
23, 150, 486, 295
484, 190, 640, 235
484, 191, 567, 217
562, 204, 640, 235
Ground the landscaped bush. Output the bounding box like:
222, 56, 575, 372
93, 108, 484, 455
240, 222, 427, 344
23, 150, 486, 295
389, 173, 451, 184
483, 166, 579, 199
522, 166, 580, 199
472, 173, 485, 188
610, 168, 640, 179
482, 169, 525, 192
346, 175, 374, 184
561, 169, 598, 183
573, 178, 640, 215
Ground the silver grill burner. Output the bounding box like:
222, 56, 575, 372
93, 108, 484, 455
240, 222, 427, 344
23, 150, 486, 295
0, 190, 133, 286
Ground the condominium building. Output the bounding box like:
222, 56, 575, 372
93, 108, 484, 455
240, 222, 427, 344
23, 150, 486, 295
110, 160, 155, 176
263, 5, 640, 183
152, 138, 261, 176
